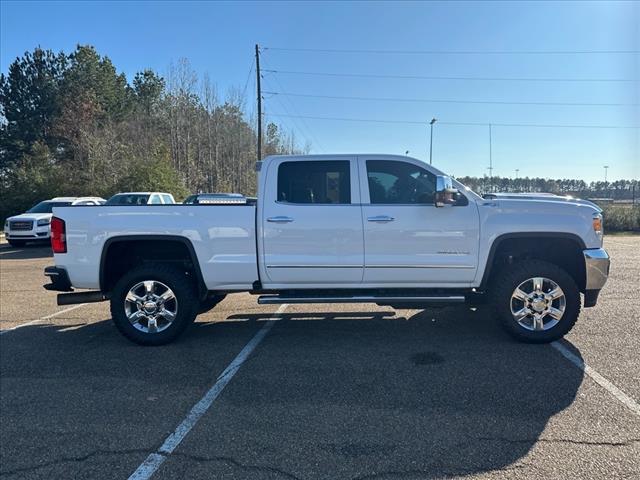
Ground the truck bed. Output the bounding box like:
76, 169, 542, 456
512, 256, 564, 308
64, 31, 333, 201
52, 204, 259, 291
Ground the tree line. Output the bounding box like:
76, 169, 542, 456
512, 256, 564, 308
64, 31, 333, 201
456, 176, 639, 201
0, 45, 305, 220
1, 45, 637, 222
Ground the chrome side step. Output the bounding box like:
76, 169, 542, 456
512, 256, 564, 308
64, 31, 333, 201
257, 295, 466, 305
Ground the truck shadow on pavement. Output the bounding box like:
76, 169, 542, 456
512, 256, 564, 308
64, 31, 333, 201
0, 245, 52, 260
0, 307, 584, 479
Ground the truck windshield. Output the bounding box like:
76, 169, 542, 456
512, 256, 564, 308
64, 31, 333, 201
27, 201, 72, 213
106, 194, 150, 205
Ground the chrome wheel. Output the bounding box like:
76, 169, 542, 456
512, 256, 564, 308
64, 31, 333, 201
124, 280, 178, 333
510, 277, 566, 331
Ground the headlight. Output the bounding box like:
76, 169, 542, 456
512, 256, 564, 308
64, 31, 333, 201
37, 218, 51, 226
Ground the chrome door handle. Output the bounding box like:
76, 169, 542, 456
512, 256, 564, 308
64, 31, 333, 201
267, 216, 294, 223
367, 215, 395, 223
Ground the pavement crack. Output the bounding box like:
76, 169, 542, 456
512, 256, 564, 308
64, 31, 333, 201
0, 448, 150, 477
170, 451, 303, 479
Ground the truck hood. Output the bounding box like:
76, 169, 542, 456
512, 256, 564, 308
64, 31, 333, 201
485, 196, 601, 213
485, 194, 601, 212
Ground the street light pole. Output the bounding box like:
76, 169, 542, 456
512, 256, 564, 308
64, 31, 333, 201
429, 118, 437, 165
488, 123, 493, 192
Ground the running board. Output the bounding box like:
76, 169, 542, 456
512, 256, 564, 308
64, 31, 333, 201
257, 295, 466, 305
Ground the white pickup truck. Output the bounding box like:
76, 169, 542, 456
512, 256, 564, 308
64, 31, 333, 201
44, 154, 610, 346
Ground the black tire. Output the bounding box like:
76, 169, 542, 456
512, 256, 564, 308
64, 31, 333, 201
490, 260, 581, 343
197, 294, 226, 315
110, 263, 198, 346
8, 240, 26, 247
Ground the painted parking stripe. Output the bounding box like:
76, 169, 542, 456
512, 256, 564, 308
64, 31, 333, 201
0, 303, 87, 335
0, 249, 24, 255
552, 341, 640, 416
128, 303, 289, 480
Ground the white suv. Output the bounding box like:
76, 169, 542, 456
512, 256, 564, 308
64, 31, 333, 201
3, 197, 105, 247
105, 192, 176, 206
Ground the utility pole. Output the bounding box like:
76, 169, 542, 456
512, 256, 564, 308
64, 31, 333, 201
515, 168, 519, 179
488, 124, 493, 192
255, 44, 262, 162
604, 165, 609, 184
429, 118, 437, 165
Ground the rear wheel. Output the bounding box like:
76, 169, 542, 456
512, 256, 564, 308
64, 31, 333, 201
8, 240, 26, 247
490, 260, 580, 343
110, 264, 198, 345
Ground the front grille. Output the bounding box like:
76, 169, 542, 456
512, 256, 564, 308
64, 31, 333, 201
10, 220, 33, 231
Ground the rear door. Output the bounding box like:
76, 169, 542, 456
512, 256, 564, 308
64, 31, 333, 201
261, 157, 363, 285
359, 157, 479, 285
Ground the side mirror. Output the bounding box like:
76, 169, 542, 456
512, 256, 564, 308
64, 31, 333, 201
434, 175, 459, 207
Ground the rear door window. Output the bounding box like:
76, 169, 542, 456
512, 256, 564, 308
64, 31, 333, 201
277, 161, 351, 204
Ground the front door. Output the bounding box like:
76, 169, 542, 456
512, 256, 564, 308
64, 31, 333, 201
261, 157, 364, 286
360, 157, 479, 286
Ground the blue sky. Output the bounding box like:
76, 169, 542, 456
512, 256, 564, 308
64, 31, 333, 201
1, 1, 638, 181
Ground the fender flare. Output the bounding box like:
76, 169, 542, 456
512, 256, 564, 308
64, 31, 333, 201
99, 235, 207, 296
479, 232, 587, 289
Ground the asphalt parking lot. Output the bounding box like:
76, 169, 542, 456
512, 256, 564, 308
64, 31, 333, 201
1, 237, 639, 479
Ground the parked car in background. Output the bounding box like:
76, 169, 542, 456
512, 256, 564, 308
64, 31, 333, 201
183, 193, 248, 204
3, 197, 105, 247
105, 192, 176, 206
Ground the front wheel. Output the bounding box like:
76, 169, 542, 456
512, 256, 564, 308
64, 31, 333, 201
490, 260, 581, 343
110, 264, 198, 345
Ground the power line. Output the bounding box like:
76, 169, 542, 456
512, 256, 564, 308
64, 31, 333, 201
267, 75, 326, 152
265, 113, 639, 129
263, 46, 639, 55
264, 91, 637, 107
262, 69, 634, 83
240, 57, 254, 101
263, 82, 325, 153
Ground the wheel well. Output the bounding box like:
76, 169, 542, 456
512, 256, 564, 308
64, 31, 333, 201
485, 236, 586, 292
100, 238, 206, 296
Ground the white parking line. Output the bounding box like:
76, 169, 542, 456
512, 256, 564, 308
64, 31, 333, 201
552, 341, 640, 416
128, 303, 289, 480
0, 303, 87, 335
0, 249, 23, 255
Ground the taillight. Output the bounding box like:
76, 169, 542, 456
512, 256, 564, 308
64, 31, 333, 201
51, 216, 67, 253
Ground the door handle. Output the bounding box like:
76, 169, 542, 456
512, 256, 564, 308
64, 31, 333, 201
267, 216, 294, 223
367, 215, 395, 223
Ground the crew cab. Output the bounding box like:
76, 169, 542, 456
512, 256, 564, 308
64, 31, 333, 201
44, 155, 610, 346
4, 197, 105, 247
